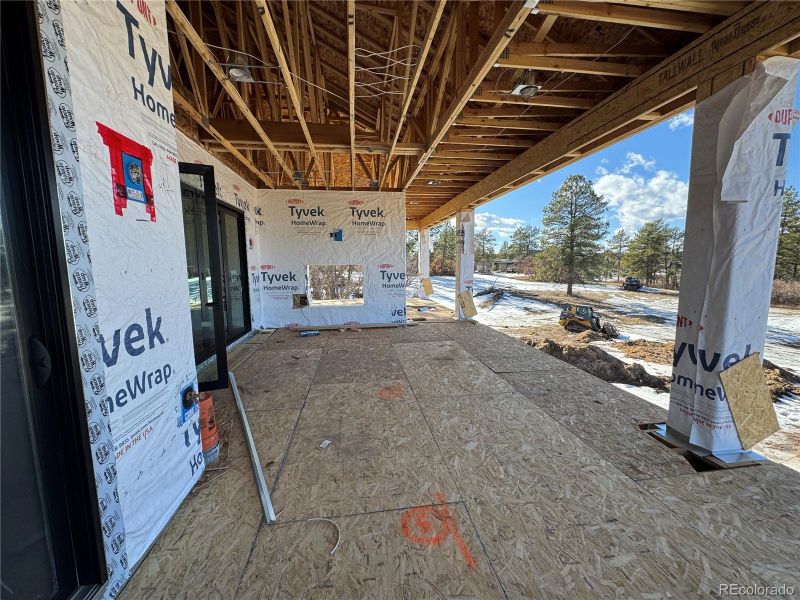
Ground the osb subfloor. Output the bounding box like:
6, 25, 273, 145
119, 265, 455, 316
122, 322, 800, 599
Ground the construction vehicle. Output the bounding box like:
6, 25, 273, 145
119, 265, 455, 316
559, 304, 619, 337
622, 276, 642, 291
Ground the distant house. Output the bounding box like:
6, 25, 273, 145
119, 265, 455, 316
492, 259, 518, 272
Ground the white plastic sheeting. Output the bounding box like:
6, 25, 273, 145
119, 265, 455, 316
418, 229, 431, 300
455, 210, 475, 320
52, 0, 202, 578
258, 190, 406, 327
668, 57, 799, 453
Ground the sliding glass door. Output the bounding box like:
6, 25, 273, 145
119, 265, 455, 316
179, 164, 228, 390
218, 205, 250, 344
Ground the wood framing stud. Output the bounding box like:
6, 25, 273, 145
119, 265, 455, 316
166, 0, 293, 187
255, 0, 329, 188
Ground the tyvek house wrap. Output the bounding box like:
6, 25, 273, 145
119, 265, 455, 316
39, 0, 204, 586
668, 57, 798, 453
258, 190, 406, 327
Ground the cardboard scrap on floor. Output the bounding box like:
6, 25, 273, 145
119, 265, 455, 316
456, 291, 477, 318
720, 352, 779, 449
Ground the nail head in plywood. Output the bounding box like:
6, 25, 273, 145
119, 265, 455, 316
720, 352, 779, 449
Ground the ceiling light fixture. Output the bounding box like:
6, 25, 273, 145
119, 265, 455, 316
225, 52, 255, 83
511, 70, 540, 98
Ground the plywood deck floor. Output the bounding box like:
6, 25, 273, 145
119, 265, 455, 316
122, 321, 800, 599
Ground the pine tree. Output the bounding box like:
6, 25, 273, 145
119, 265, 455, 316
622, 219, 682, 287
497, 240, 511, 259
474, 228, 496, 273
430, 222, 456, 276
608, 229, 630, 281
776, 186, 800, 280
541, 175, 609, 295
509, 225, 541, 258
406, 230, 419, 277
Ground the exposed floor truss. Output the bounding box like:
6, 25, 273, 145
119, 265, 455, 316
166, 1, 800, 226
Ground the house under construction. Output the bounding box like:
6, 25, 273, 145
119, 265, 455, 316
1, 1, 799, 598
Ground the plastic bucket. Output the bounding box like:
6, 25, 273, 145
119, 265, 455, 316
198, 392, 220, 465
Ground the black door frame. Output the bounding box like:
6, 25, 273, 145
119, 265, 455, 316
217, 203, 252, 345
2, 1, 105, 596
178, 163, 229, 391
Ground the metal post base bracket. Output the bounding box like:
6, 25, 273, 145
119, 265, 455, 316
649, 423, 766, 468
229, 372, 277, 522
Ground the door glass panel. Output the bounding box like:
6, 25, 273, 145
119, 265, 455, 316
0, 206, 57, 599
181, 173, 218, 383
221, 210, 247, 341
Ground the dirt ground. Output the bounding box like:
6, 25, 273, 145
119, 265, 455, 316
515, 324, 667, 390
610, 338, 799, 400
499, 323, 800, 401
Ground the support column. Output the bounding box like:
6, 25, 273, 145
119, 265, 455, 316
418, 228, 430, 299
666, 57, 798, 458
455, 210, 474, 320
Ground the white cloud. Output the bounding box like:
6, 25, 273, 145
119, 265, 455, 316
668, 110, 694, 131
475, 212, 525, 239
594, 169, 688, 230
620, 152, 655, 174
595, 165, 609, 176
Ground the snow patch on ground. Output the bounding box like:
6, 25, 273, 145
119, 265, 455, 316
424, 273, 800, 438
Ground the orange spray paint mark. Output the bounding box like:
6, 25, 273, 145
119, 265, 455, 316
378, 383, 404, 400
400, 493, 477, 570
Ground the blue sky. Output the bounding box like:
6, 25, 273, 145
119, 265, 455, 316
474, 94, 800, 247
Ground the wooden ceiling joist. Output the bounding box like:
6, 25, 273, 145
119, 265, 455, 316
166, 0, 295, 187
471, 92, 597, 109
419, 0, 800, 228
255, 0, 329, 188
165, 0, 798, 221
174, 89, 274, 188
379, 0, 446, 189
403, 0, 537, 187
496, 55, 647, 77
347, 0, 356, 189
505, 41, 669, 57
456, 117, 563, 131
537, 1, 718, 33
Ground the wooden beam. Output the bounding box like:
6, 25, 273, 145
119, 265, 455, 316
456, 117, 562, 131
471, 92, 596, 109
254, 0, 328, 188
173, 89, 274, 188
419, 0, 800, 228
505, 41, 669, 57
166, 0, 293, 187
348, 0, 356, 189
537, 1, 717, 33
483, 77, 619, 93
496, 55, 647, 77
442, 135, 535, 148
462, 106, 582, 118
608, 0, 747, 17
533, 13, 558, 42
380, 0, 445, 189
403, 0, 535, 188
